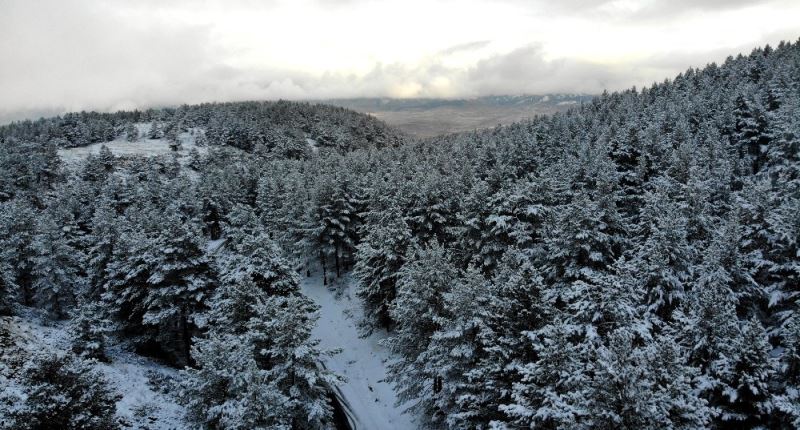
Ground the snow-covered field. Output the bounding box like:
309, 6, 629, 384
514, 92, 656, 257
57, 124, 207, 163
300, 271, 416, 430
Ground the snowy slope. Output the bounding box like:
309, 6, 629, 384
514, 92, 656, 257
300, 271, 416, 430
0, 313, 189, 429
57, 124, 207, 163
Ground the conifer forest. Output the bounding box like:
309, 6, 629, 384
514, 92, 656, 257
1, 37, 800, 429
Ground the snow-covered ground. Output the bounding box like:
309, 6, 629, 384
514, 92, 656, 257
58, 123, 207, 163
300, 271, 416, 430
0, 313, 188, 429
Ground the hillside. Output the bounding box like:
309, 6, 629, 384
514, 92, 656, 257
1, 39, 799, 429
0, 100, 407, 155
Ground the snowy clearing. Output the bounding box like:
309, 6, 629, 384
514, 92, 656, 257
58, 124, 207, 163
300, 271, 416, 430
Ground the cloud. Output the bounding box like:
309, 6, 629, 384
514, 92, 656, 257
521, 0, 791, 20
439, 40, 492, 56
0, 0, 798, 123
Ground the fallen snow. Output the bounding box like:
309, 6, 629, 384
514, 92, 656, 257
206, 238, 227, 255
0, 312, 189, 429
98, 346, 187, 429
306, 137, 320, 154
58, 124, 207, 163
300, 270, 416, 430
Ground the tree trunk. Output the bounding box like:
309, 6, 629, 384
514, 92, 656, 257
335, 244, 341, 278
181, 306, 192, 367
320, 250, 327, 286
19, 271, 32, 306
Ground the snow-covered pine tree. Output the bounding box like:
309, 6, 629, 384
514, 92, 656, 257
30, 212, 83, 318
4, 352, 120, 430
619, 178, 693, 322
584, 329, 710, 429
261, 168, 316, 268
354, 204, 412, 330
675, 263, 775, 427
312, 173, 362, 279
147, 121, 162, 139
217, 205, 301, 297
501, 318, 589, 429
103, 204, 215, 366
0, 260, 16, 316
774, 312, 800, 427
124, 123, 138, 142
385, 241, 458, 419
69, 300, 114, 362
0, 201, 37, 308
404, 171, 459, 246
141, 210, 216, 366
419, 267, 494, 429
182, 279, 339, 429
465, 249, 551, 428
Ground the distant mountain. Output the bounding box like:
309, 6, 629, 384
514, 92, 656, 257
322, 94, 594, 137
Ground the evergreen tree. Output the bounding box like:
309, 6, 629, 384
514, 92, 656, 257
621, 179, 694, 322
4, 352, 120, 430
182, 280, 338, 429
30, 213, 84, 318
124, 123, 138, 142
0, 201, 37, 307
775, 312, 800, 427
217, 205, 301, 297
69, 300, 114, 362
147, 121, 162, 139
354, 205, 412, 330
141, 211, 216, 366
385, 242, 458, 419
104, 207, 215, 366
421, 267, 494, 428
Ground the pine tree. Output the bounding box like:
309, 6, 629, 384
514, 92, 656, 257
717, 317, 775, 426
775, 312, 800, 427
502, 319, 589, 429
103, 207, 215, 366
675, 267, 774, 426
619, 179, 693, 322
473, 250, 550, 427
5, 352, 120, 430
69, 300, 114, 362
385, 241, 458, 419
182, 280, 338, 429
354, 204, 412, 330
312, 174, 362, 279
141, 211, 216, 366
217, 205, 300, 297
147, 121, 162, 139
0, 201, 37, 307
30, 213, 84, 318
0, 262, 16, 316
585, 329, 709, 429
421, 267, 494, 428
124, 123, 138, 142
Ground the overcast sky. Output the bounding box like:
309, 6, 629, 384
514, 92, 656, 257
1, 0, 799, 122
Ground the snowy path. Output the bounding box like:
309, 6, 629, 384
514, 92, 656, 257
300, 271, 416, 430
